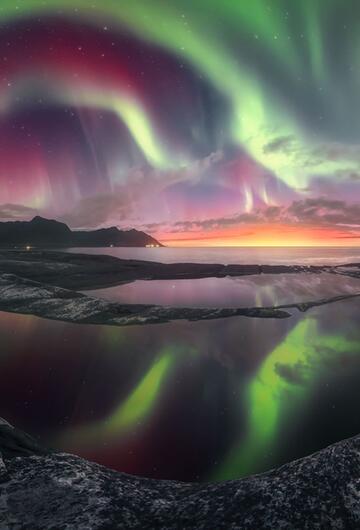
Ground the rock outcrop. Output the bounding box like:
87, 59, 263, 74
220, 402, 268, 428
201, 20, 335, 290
1, 249, 360, 290
0, 420, 359, 529
0, 250, 359, 326
0, 273, 292, 326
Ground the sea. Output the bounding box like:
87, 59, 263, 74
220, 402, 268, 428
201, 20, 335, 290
65, 245, 360, 266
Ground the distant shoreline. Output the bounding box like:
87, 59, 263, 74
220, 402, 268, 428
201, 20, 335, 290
2, 248, 360, 290
0, 249, 359, 328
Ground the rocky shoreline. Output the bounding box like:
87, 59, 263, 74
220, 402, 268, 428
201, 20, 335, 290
1, 249, 360, 290
0, 419, 359, 529
1, 272, 360, 327
0, 250, 359, 326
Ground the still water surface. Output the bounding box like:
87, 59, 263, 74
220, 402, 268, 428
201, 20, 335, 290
1, 268, 359, 481
85, 272, 360, 308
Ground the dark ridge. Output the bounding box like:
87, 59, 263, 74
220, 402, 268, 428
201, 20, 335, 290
0, 216, 163, 248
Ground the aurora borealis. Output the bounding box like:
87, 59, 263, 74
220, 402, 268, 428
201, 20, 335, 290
0, 0, 360, 245
1, 1, 360, 507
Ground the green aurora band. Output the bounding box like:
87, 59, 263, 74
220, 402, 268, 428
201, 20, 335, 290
0, 0, 358, 189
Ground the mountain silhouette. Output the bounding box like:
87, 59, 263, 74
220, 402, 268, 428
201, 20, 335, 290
0, 216, 163, 248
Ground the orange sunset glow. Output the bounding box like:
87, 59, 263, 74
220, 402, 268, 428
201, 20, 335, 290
159, 224, 360, 247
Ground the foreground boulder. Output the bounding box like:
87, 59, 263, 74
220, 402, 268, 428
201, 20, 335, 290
0, 421, 359, 529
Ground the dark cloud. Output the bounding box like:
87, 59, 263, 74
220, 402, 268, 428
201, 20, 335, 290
0, 203, 38, 220
141, 197, 360, 234
335, 234, 360, 239
263, 135, 294, 154
349, 173, 360, 181
287, 198, 360, 226
61, 150, 225, 229
61, 194, 131, 229
274, 362, 307, 386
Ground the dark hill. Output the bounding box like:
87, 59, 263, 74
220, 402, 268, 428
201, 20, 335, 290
0, 216, 162, 248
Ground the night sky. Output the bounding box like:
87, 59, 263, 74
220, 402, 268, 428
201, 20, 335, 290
1, 1, 360, 245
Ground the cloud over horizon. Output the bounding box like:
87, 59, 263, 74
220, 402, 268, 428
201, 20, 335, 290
0, 203, 39, 221
140, 197, 360, 240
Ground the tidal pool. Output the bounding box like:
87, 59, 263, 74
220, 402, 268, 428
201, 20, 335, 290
84, 272, 360, 308
0, 295, 359, 481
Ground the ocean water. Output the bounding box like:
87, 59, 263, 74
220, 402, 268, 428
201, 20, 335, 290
66, 246, 360, 266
